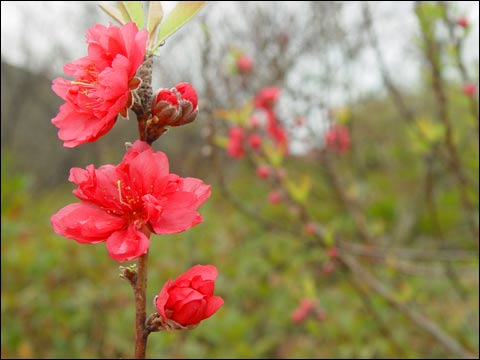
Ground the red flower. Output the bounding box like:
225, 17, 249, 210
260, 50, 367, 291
327, 246, 339, 259
254, 87, 280, 110
248, 134, 262, 149
291, 298, 316, 323
150, 82, 199, 134
256, 165, 271, 179
52, 23, 147, 147
51, 141, 211, 262
155, 265, 224, 328
237, 54, 253, 74
303, 222, 317, 235
456, 16, 469, 28
463, 83, 476, 97
226, 126, 245, 158
268, 190, 282, 205
265, 110, 288, 154
325, 125, 351, 153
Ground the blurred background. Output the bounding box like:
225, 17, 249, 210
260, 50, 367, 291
1, 1, 479, 358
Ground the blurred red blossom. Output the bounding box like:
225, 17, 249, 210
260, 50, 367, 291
463, 83, 476, 97
237, 54, 253, 74
227, 126, 246, 158
325, 125, 351, 153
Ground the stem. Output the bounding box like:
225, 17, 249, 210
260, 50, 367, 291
131, 54, 154, 359
134, 252, 149, 359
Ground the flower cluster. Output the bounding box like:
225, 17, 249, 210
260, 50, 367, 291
51, 22, 223, 332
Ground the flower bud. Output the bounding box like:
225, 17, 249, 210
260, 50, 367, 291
154, 265, 224, 329
248, 134, 262, 149
463, 83, 476, 97
237, 54, 253, 74
456, 16, 469, 28
256, 165, 270, 179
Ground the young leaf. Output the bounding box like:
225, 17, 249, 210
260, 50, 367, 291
117, 1, 145, 29
147, 1, 164, 49
98, 3, 126, 25
152, 1, 207, 51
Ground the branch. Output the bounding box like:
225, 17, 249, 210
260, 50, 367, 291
340, 253, 478, 359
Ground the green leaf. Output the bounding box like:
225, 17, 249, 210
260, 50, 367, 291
285, 175, 312, 204
213, 136, 229, 149
117, 1, 145, 29
147, 1, 164, 49
98, 3, 126, 25
152, 1, 207, 51
263, 143, 283, 167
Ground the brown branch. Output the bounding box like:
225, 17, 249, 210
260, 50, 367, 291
134, 252, 149, 359
439, 1, 479, 127
415, 3, 478, 244
339, 253, 478, 359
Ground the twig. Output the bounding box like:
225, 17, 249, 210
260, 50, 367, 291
339, 253, 478, 359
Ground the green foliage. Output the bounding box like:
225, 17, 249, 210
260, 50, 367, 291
152, 1, 207, 51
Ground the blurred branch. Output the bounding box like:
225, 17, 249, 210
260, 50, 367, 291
362, 2, 416, 124
439, 1, 479, 127
339, 253, 478, 359
415, 2, 479, 245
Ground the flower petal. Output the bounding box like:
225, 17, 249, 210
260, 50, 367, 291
105, 224, 150, 262
51, 202, 125, 243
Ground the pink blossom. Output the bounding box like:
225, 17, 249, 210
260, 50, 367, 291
327, 246, 339, 259
325, 125, 351, 153
256, 165, 271, 179
265, 110, 288, 154
254, 87, 280, 110
268, 190, 282, 205
52, 23, 147, 147
155, 265, 224, 328
51, 141, 211, 262
237, 55, 253, 74
248, 134, 262, 149
463, 83, 476, 97
456, 16, 469, 28
304, 222, 317, 235
291, 298, 316, 323
226, 126, 246, 158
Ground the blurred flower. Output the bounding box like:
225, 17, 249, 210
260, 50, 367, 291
52, 23, 147, 147
456, 16, 469, 28
325, 125, 351, 153
291, 298, 316, 323
327, 246, 339, 259
248, 134, 262, 149
268, 190, 282, 205
295, 117, 306, 126
265, 110, 289, 154
148, 82, 199, 141
463, 83, 476, 97
248, 115, 261, 129
322, 261, 336, 275
237, 54, 253, 74
275, 167, 287, 180
278, 32, 289, 49
226, 126, 246, 158
51, 141, 210, 262
304, 222, 317, 235
154, 265, 224, 328
256, 165, 271, 179
254, 87, 280, 110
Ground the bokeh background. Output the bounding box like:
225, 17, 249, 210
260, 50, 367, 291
1, 1, 479, 358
